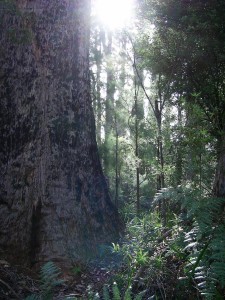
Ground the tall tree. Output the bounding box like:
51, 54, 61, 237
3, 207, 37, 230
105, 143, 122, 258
139, 0, 225, 197
0, 0, 121, 268
103, 31, 116, 175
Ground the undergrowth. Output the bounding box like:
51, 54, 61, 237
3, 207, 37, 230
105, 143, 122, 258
25, 184, 225, 300
25, 261, 64, 300
105, 184, 225, 299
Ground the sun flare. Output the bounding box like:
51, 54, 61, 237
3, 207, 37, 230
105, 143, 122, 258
93, 0, 134, 29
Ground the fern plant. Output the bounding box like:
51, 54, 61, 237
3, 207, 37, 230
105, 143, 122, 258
183, 198, 225, 299
85, 282, 144, 300
103, 285, 111, 300
152, 185, 225, 299
25, 261, 64, 300
40, 261, 64, 299
112, 282, 121, 300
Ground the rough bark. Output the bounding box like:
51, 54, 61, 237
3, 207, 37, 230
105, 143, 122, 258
0, 0, 122, 268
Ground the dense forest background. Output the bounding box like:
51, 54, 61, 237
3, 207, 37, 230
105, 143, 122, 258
0, 0, 225, 299
89, 0, 225, 298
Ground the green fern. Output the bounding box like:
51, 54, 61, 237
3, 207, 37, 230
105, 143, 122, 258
40, 261, 64, 300
153, 185, 225, 299
124, 287, 132, 300
182, 195, 225, 298
112, 282, 121, 300
86, 282, 143, 300
103, 285, 111, 300
25, 261, 64, 300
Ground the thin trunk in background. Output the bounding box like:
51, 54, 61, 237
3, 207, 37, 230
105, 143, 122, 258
134, 77, 140, 213
103, 31, 115, 175
213, 131, 225, 198
115, 127, 119, 208
175, 98, 183, 186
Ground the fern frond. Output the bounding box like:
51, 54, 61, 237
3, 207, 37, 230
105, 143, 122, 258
112, 282, 121, 300
40, 261, 64, 299
103, 285, 110, 300
124, 286, 132, 300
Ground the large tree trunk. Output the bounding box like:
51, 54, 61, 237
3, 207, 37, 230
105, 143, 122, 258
0, 0, 122, 268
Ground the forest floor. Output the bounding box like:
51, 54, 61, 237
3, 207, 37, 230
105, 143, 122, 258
0, 224, 201, 299
0, 248, 187, 300
0, 255, 123, 299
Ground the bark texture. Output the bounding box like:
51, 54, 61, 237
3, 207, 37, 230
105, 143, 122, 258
0, 0, 121, 267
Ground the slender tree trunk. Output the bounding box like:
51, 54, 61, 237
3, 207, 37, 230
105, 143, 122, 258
115, 128, 119, 208
103, 31, 115, 175
134, 78, 140, 213
213, 132, 225, 197
0, 0, 122, 268
156, 115, 166, 225
155, 106, 164, 191
175, 100, 183, 186
155, 77, 166, 225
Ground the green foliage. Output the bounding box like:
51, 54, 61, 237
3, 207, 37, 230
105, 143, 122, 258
109, 212, 168, 297
154, 186, 225, 298
90, 1, 225, 298
24, 190, 224, 299
112, 282, 121, 300
124, 287, 132, 300
25, 261, 64, 300
40, 261, 64, 300
116, 185, 224, 298
103, 285, 111, 300
70, 265, 82, 276
86, 282, 143, 300
140, 0, 225, 137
